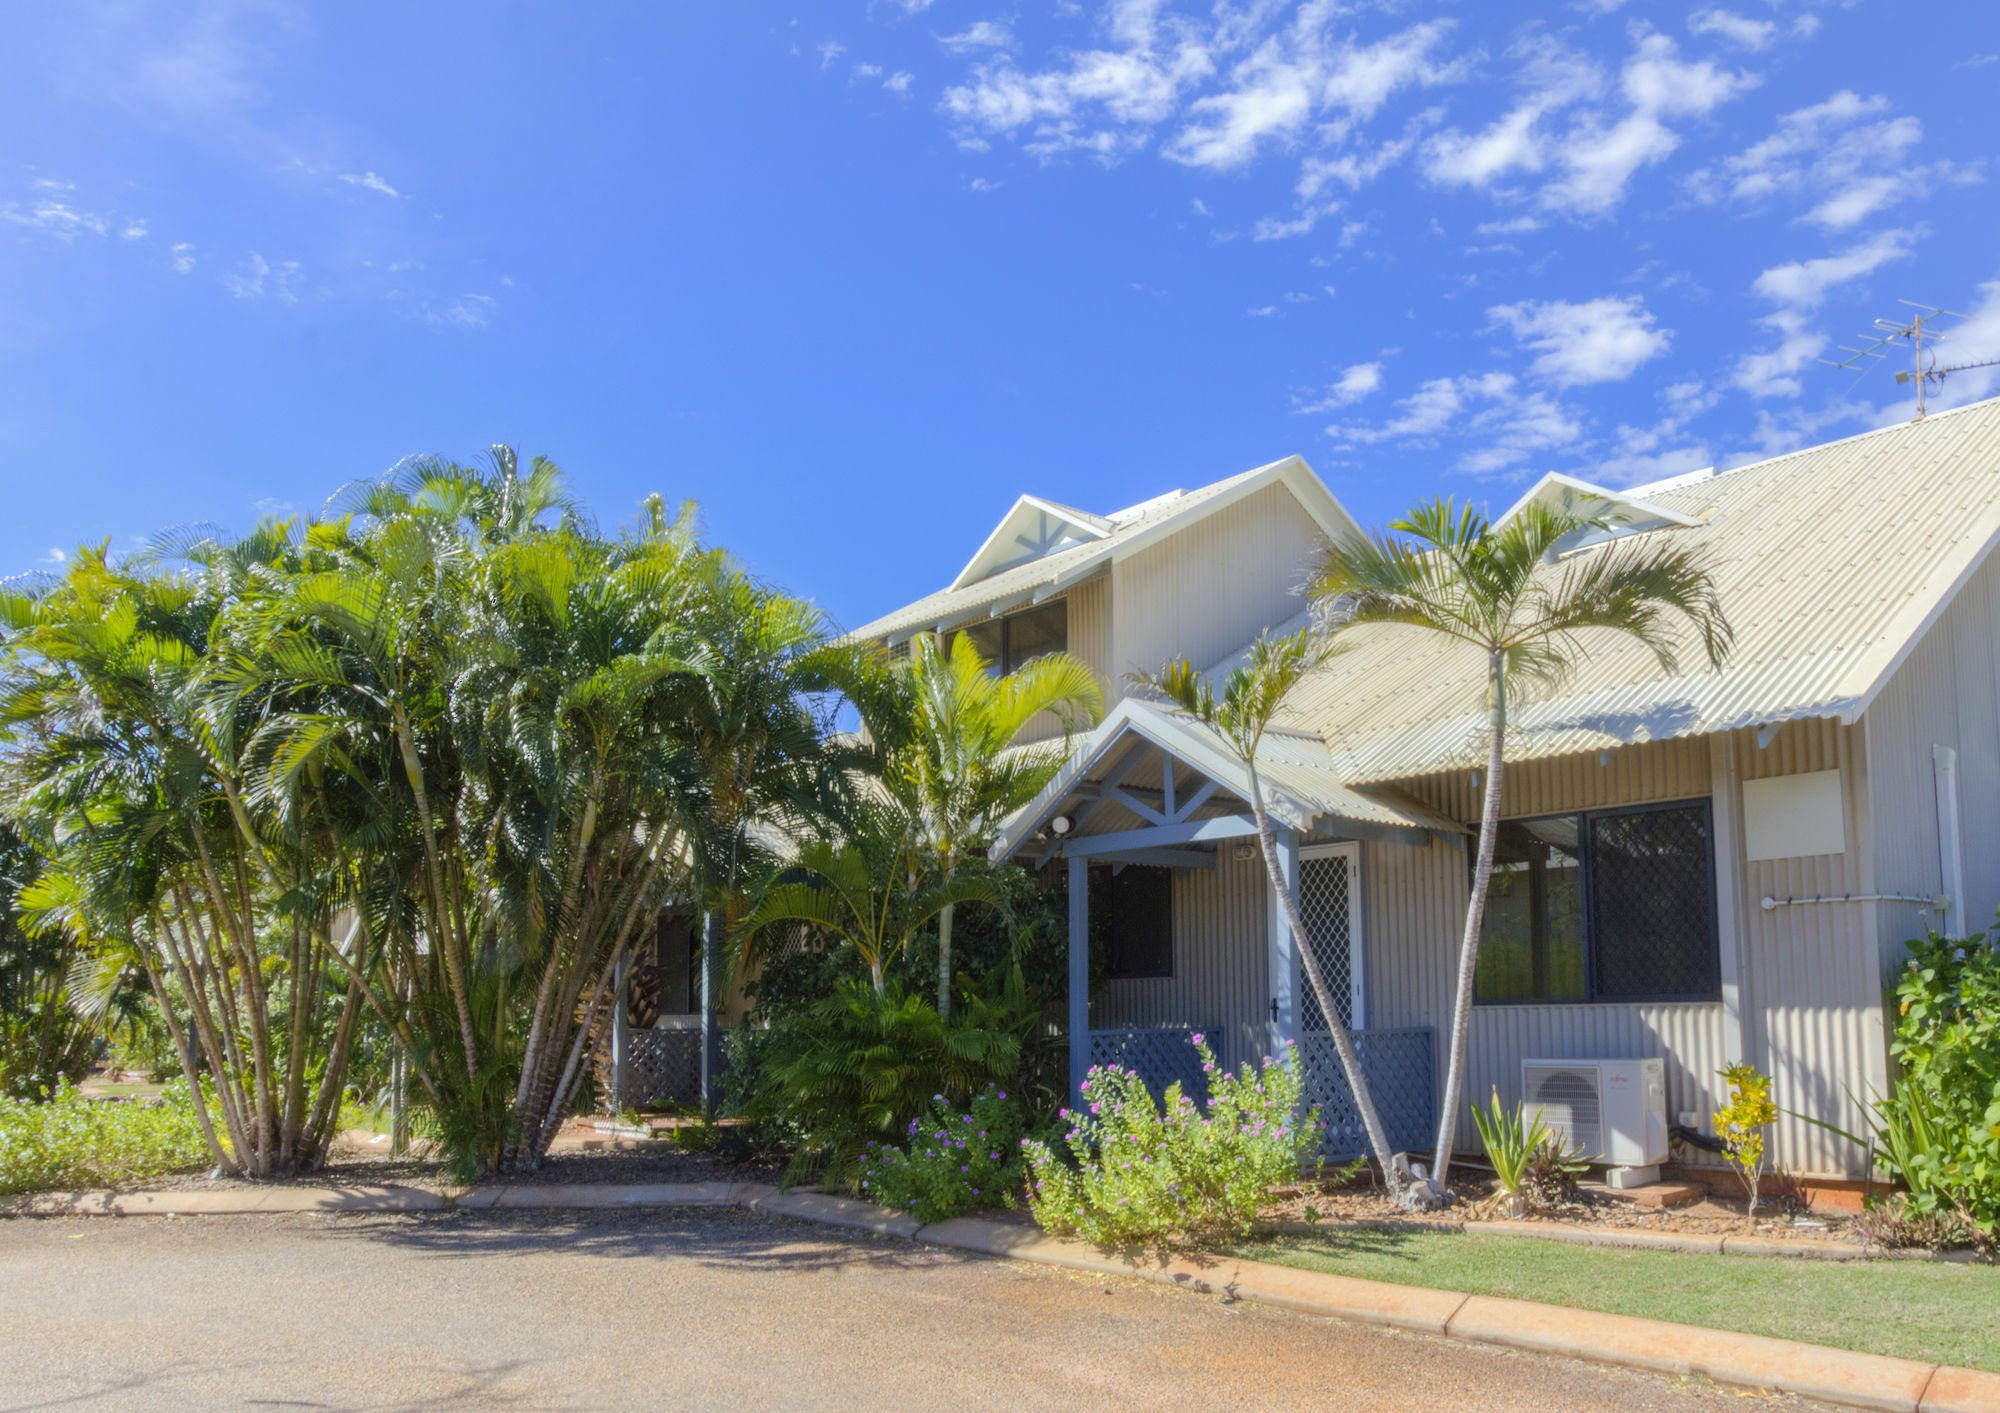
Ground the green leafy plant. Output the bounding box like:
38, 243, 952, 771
1023, 1037, 1317, 1245
1472, 1087, 1537, 1213
0, 1082, 213, 1195
1716, 1062, 1778, 1228
1523, 1129, 1589, 1208
858, 1084, 1029, 1222
1881, 930, 2000, 1236
742, 966, 1036, 1187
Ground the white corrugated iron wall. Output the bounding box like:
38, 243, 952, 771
1862, 538, 2000, 952
1110, 481, 1323, 687
1090, 849, 1270, 1075
1730, 719, 1888, 1177
1373, 739, 1735, 1167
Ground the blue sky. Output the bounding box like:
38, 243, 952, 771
3, 2, 1997, 632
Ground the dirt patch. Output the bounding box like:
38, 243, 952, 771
126, 1117, 778, 1194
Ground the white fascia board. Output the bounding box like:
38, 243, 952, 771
1104, 456, 1362, 570
948, 495, 1113, 592
1497, 471, 1704, 529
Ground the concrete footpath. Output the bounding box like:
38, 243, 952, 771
9, 1181, 1996, 1413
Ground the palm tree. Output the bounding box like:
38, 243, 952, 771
1135, 628, 1411, 1200
1310, 498, 1731, 1201
885, 632, 1101, 1018
736, 818, 1001, 996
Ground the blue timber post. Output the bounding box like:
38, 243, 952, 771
1266, 827, 1298, 1062
1067, 853, 1089, 1108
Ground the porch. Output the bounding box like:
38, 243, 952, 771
994, 698, 1465, 1159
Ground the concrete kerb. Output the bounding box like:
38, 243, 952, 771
7, 1181, 1999, 1411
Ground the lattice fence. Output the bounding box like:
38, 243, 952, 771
620, 1029, 704, 1108
1088, 1027, 1217, 1107
1297, 1027, 1435, 1159
1298, 853, 1354, 1032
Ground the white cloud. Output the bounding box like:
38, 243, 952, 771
337, 170, 399, 198
223, 252, 300, 302
884, 71, 914, 94
818, 41, 846, 70
39, 547, 67, 566
1687, 9, 1777, 51
1253, 200, 1338, 241
1734, 227, 1918, 397
1540, 35, 1759, 217
853, 63, 883, 81
122, 219, 148, 239
1477, 216, 1542, 236
940, 21, 1013, 53
1488, 295, 1671, 387
1166, 19, 1457, 171
1190, 197, 1211, 216
1689, 90, 1978, 231
427, 293, 496, 329
1246, 304, 1278, 317
1422, 38, 1601, 190
252, 497, 294, 516
2, 200, 109, 239
1302, 361, 1384, 411
969, 176, 1001, 192
171, 242, 195, 273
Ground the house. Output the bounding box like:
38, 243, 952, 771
853, 394, 2000, 1183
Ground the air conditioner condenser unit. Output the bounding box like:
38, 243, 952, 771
1520, 1057, 1668, 1172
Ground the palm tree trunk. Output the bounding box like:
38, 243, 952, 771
1429, 652, 1507, 1198
1248, 773, 1405, 1198
935, 899, 955, 1020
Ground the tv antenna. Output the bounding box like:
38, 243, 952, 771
1819, 300, 1983, 418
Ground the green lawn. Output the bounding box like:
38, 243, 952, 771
1228, 1228, 2000, 1373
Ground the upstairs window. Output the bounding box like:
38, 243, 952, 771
955, 599, 1068, 675
1474, 799, 1719, 1005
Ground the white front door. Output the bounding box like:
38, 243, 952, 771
1297, 842, 1366, 1033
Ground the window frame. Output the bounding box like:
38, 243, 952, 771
1472, 795, 1721, 1008
959, 598, 1068, 676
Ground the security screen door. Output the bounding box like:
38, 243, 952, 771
1297, 842, 1365, 1033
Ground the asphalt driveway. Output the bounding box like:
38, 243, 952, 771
0, 1207, 1818, 1410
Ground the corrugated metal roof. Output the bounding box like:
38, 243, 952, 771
842, 455, 1359, 645
1269, 395, 2000, 786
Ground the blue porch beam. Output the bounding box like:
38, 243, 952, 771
1105, 847, 1216, 870
1061, 813, 1263, 857
1067, 855, 1089, 1107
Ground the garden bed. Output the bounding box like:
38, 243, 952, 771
1253, 1172, 1867, 1248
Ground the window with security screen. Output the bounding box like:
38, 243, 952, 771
1473, 799, 1718, 1005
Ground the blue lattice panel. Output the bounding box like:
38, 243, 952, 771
623, 1029, 704, 1107
1087, 1027, 1217, 1107
1297, 1027, 1435, 1159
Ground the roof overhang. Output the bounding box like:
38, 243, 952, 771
992, 698, 1464, 864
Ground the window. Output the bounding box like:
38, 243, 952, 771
1474, 800, 1719, 1005
655, 913, 701, 1015
1102, 865, 1173, 979
953, 599, 1067, 675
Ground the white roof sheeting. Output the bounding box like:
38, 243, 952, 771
843, 456, 1361, 646
1276, 396, 2000, 786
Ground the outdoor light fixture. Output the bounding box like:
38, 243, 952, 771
1049, 814, 1074, 836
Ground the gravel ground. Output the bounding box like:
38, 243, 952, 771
0, 1207, 1831, 1411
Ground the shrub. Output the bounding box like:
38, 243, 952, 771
1716, 1062, 1778, 1228
741, 970, 1034, 1187
1023, 1037, 1316, 1245
858, 1084, 1028, 1222
1880, 930, 2000, 1237
0, 1082, 212, 1195
1471, 1088, 1584, 1215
